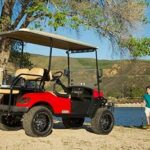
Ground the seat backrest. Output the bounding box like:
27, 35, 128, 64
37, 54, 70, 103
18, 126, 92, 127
15, 68, 29, 79
26, 68, 44, 81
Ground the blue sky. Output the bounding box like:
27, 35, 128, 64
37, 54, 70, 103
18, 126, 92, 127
25, 3, 150, 60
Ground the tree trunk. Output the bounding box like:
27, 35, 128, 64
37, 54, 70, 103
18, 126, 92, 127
0, 39, 11, 85
0, 0, 14, 84
0, 39, 10, 68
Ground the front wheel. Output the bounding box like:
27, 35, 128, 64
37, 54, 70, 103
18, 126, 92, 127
91, 108, 114, 134
62, 117, 84, 128
23, 106, 53, 137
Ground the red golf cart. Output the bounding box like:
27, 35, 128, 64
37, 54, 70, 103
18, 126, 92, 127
0, 29, 114, 137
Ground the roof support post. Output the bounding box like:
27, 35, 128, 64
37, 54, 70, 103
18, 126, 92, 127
48, 38, 53, 71
95, 49, 100, 93
66, 50, 70, 86
19, 41, 24, 68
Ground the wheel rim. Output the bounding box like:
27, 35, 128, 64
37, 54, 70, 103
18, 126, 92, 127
100, 113, 112, 131
33, 111, 51, 134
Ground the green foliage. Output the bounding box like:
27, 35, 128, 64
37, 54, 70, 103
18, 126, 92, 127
120, 37, 150, 57
0, 0, 148, 34
106, 81, 146, 99
70, 15, 83, 29
25, 1, 47, 14
9, 40, 33, 68
9, 51, 33, 69
107, 90, 121, 98
122, 86, 143, 98
48, 11, 68, 31
131, 87, 145, 98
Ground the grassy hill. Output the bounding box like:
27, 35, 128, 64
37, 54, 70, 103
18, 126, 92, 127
29, 54, 126, 69
7, 53, 150, 101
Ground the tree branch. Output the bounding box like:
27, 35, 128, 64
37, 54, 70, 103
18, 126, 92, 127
1, 1, 11, 31
9, 0, 15, 19
11, 0, 33, 29
20, 13, 46, 28
20, 1, 49, 28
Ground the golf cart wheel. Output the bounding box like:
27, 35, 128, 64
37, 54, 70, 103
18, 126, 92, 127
23, 106, 53, 137
91, 108, 114, 134
0, 114, 22, 131
62, 117, 84, 128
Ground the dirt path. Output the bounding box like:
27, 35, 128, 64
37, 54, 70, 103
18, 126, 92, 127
0, 123, 150, 150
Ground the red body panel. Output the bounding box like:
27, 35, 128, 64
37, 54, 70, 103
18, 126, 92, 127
16, 88, 104, 115
16, 92, 71, 115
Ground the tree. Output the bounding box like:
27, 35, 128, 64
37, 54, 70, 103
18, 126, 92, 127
119, 37, 150, 57
10, 51, 33, 69
9, 40, 33, 68
0, 0, 148, 69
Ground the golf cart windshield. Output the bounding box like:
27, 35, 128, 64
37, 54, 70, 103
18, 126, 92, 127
69, 53, 98, 88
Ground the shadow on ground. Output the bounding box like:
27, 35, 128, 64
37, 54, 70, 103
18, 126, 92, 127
53, 122, 94, 133
117, 125, 147, 130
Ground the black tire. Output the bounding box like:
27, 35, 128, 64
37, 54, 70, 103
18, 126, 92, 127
23, 106, 53, 137
91, 108, 114, 134
0, 114, 22, 131
62, 117, 84, 128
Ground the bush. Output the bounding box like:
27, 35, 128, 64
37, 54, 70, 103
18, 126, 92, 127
9, 40, 33, 68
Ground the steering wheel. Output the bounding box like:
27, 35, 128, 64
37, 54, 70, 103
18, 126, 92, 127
52, 71, 69, 95
52, 71, 63, 81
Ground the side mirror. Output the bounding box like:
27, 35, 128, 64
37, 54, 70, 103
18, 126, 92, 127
99, 69, 103, 78
64, 69, 70, 77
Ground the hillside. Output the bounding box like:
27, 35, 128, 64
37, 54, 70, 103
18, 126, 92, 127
6, 53, 150, 101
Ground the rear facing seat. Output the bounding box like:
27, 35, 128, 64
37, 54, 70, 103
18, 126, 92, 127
0, 68, 45, 94
0, 89, 19, 94
0, 68, 29, 94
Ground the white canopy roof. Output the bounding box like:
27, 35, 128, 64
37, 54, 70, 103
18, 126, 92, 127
0, 28, 97, 51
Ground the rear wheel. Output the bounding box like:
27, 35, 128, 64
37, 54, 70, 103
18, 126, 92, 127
0, 114, 22, 131
62, 117, 84, 128
91, 108, 114, 134
23, 106, 53, 137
